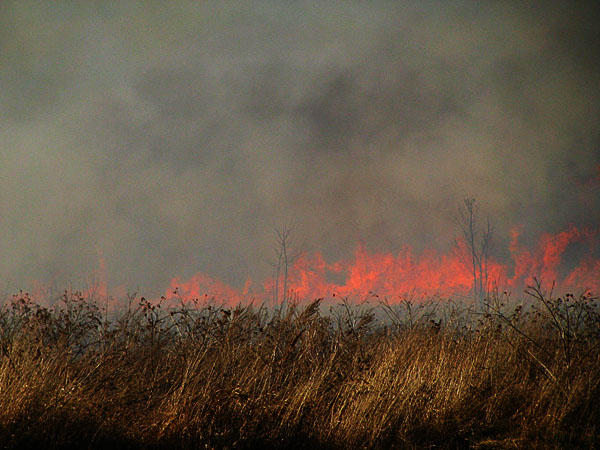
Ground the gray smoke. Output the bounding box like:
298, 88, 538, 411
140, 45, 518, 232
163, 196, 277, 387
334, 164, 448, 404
1, 1, 599, 296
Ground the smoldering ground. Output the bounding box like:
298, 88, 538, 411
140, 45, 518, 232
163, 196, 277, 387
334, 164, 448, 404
1, 1, 599, 296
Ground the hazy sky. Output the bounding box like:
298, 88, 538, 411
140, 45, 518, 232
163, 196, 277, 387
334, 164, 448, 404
1, 1, 599, 296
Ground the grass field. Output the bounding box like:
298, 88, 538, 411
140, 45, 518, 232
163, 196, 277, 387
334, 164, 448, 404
0, 282, 598, 449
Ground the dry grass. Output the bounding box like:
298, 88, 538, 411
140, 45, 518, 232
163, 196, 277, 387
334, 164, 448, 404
0, 283, 599, 449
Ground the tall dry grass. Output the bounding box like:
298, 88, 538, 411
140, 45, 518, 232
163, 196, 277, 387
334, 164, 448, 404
0, 282, 598, 449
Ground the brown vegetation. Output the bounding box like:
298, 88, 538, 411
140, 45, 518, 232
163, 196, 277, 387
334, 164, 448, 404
0, 282, 599, 449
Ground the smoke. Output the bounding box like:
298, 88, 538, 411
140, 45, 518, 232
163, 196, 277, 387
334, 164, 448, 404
1, 1, 599, 296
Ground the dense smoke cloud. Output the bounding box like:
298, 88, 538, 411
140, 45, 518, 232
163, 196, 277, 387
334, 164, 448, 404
1, 1, 599, 296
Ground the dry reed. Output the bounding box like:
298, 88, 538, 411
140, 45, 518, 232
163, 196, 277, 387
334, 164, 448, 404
0, 283, 598, 449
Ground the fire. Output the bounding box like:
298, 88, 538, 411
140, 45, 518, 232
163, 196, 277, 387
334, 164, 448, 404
166, 225, 600, 305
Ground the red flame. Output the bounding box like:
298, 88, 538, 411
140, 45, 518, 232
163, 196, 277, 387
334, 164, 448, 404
166, 225, 599, 305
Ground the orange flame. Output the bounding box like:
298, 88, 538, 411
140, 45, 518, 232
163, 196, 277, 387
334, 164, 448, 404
166, 225, 599, 305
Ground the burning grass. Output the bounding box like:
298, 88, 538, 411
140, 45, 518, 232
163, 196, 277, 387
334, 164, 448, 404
0, 284, 599, 449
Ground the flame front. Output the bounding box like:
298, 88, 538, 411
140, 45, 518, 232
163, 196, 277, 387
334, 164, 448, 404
166, 225, 599, 305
